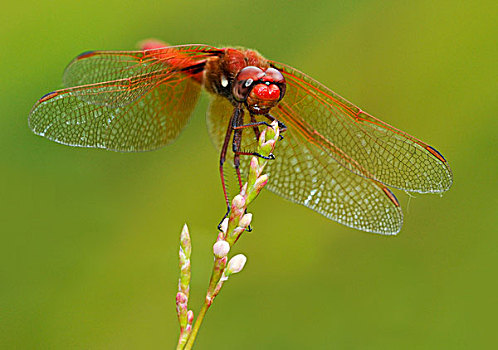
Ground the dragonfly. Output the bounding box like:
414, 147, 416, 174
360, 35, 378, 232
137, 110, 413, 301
29, 39, 453, 235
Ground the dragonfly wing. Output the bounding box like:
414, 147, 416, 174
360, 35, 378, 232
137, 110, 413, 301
267, 131, 403, 234
206, 95, 403, 234
29, 71, 201, 151
270, 61, 453, 194
206, 95, 233, 150
29, 45, 222, 151
62, 45, 219, 87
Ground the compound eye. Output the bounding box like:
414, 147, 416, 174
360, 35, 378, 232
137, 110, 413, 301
233, 66, 265, 102
262, 68, 286, 100
263, 68, 285, 84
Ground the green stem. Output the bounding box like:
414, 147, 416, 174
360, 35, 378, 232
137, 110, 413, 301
184, 301, 209, 350
176, 331, 188, 350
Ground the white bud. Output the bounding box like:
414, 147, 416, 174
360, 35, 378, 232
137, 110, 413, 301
238, 213, 252, 229
213, 240, 230, 258
226, 254, 247, 275
232, 194, 245, 209
219, 218, 229, 234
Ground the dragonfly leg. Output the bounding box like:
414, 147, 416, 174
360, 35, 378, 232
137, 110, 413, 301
233, 151, 275, 160
265, 113, 287, 140
250, 114, 261, 142
231, 109, 254, 232
232, 114, 276, 160
217, 105, 255, 232
232, 120, 273, 130
217, 107, 240, 230
217, 205, 231, 231
232, 111, 245, 191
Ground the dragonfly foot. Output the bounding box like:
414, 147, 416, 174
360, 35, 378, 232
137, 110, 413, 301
253, 152, 275, 160
217, 205, 231, 231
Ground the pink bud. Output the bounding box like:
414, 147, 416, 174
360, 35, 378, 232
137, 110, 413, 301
187, 310, 194, 324
232, 194, 245, 209
219, 256, 228, 266
250, 157, 259, 173
213, 240, 230, 258
176, 292, 188, 305
254, 174, 269, 191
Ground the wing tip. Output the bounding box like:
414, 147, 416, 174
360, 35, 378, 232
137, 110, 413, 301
28, 91, 58, 133
76, 50, 97, 60
38, 91, 59, 103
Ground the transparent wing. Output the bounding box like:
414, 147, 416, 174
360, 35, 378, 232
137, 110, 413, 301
62, 45, 219, 87
270, 61, 453, 194
29, 76, 200, 151
206, 95, 403, 234
29, 45, 220, 151
206, 95, 233, 150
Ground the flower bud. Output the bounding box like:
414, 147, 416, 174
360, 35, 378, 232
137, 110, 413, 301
187, 310, 194, 324
176, 291, 188, 305
267, 121, 279, 140
176, 292, 188, 328
219, 218, 229, 234
213, 240, 230, 258
232, 194, 245, 210
254, 174, 269, 191
249, 157, 261, 181
238, 213, 252, 229
226, 254, 247, 276
180, 224, 191, 257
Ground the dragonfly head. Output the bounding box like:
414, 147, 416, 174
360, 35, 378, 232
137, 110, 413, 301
233, 66, 286, 114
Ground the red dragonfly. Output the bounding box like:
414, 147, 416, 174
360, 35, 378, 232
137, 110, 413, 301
29, 40, 452, 235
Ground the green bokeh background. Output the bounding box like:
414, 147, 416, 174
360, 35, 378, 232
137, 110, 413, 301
1, 0, 496, 348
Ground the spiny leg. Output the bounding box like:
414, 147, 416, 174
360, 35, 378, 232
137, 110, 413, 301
217, 106, 240, 230
232, 119, 277, 160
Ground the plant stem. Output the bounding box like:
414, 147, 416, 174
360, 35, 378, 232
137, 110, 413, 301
184, 302, 209, 350
177, 121, 280, 348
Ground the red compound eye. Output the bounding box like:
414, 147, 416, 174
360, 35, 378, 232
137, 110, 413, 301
252, 83, 281, 101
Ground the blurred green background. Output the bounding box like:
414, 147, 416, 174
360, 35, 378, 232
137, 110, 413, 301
1, 0, 496, 348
